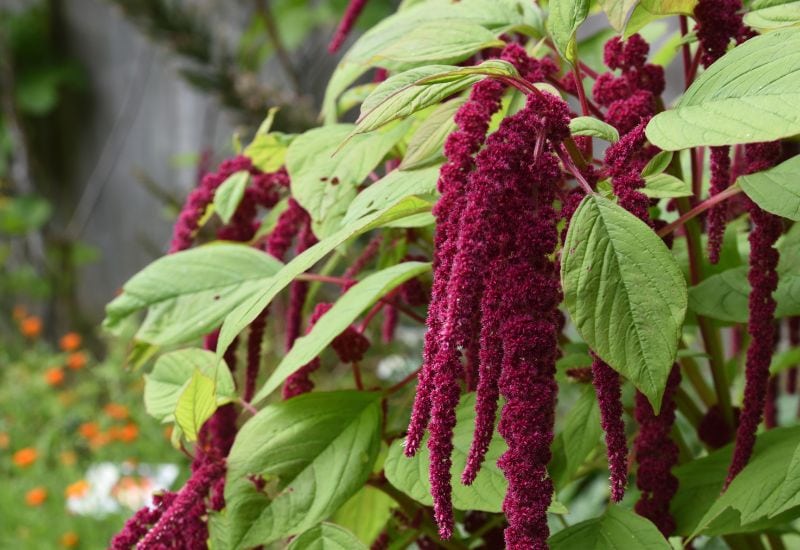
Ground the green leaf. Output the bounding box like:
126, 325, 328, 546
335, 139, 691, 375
399, 97, 465, 170
641, 151, 674, 178
641, 173, 692, 199
744, 1, 800, 30
0, 195, 52, 235
216, 196, 433, 362
548, 506, 671, 549
624, 0, 697, 36
547, 0, 590, 62
688, 267, 750, 323
287, 122, 410, 238
738, 155, 800, 220
646, 28, 800, 150
549, 386, 602, 489
369, 20, 503, 65
321, 0, 544, 121
355, 61, 518, 135
252, 261, 430, 403
671, 426, 800, 536
332, 488, 395, 545
214, 171, 250, 224
244, 132, 293, 173
598, 0, 639, 31
770, 347, 800, 376
144, 348, 236, 423
287, 523, 368, 550
342, 166, 439, 226
175, 369, 218, 442
569, 116, 620, 142
103, 243, 284, 346
384, 393, 507, 512
561, 195, 687, 411
225, 391, 382, 548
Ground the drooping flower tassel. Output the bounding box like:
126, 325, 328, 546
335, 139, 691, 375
592, 356, 628, 502
328, 0, 369, 53
283, 303, 331, 399
110, 491, 177, 549
285, 218, 318, 350
787, 317, 800, 393
634, 366, 681, 537
707, 146, 732, 264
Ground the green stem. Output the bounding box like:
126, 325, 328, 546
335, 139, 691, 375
678, 351, 715, 407
674, 387, 703, 429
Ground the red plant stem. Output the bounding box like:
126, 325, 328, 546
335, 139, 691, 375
578, 60, 598, 80
657, 186, 743, 237
556, 146, 595, 195
687, 48, 702, 86
239, 399, 258, 415
572, 65, 591, 116
353, 361, 365, 390
384, 367, 423, 395
546, 76, 605, 119
359, 301, 386, 333
679, 16, 693, 89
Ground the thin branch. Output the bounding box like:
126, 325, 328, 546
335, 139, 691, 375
255, 0, 301, 95
657, 186, 742, 237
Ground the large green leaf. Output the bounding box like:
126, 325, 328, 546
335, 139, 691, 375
548, 506, 671, 549
547, 0, 590, 62
640, 173, 692, 199
321, 0, 543, 122
244, 132, 293, 173
287, 122, 409, 238
225, 391, 382, 548
561, 195, 687, 411
342, 166, 439, 226
399, 97, 465, 170
384, 393, 508, 512
672, 426, 800, 536
287, 523, 368, 550
744, 1, 800, 30
213, 170, 250, 224
103, 243, 284, 346
646, 28, 800, 150
549, 386, 603, 489
739, 155, 800, 220
598, 0, 639, 31
354, 61, 518, 135
175, 369, 217, 442
216, 196, 433, 362
144, 348, 235, 422
252, 262, 431, 403
624, 0, 697, 36
332, 487, 395, 545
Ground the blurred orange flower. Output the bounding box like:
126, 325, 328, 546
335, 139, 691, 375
59, 332, 82, 352
104, 403, 128, 420
119, 423, 139, 443
60, 532, 79, 548
65, 479, 90, 498
66, 352, 87, 371
12, 304, 28, 321
0, 432, 9, 450
60, 451, 77, 466
78, 422, 99, 439
25, 487, 47, 506
13, 447, 38, 467
44, 367, 65, 386
20, 316, 42, 339
89, 432, 110, 449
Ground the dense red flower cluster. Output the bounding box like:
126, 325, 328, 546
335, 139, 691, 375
592, 35, 664, 134
591, 356, 628, 502
634, 366, 681, 536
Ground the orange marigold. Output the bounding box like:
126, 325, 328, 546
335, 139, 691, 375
65, 479, 90, 498
45, 367, 65, 386
20, 316, 42, 339
60, 532, 79, 548
66, 352, 88, 371
59, 332, 82, 352
25, 487, 47, 506
13, 447, 38, 467
118, 423, 139, 443
104, 403, 128, 420
78, 422, 99, 439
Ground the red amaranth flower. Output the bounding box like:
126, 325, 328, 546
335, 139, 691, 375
707, 147, 732, 264
328, 0, 369, 53
694, 0, 747, 67
169, 156, 252, 252
764, 375, 779, 429
110, 491, 177, 549
605, 122, 652, 224
634, 366, 681, 536
698, 404, 739, 449
283, 303, 331, 399
592, 356, 628, 502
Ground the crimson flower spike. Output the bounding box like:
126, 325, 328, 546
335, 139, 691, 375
404, 45, 521, 457
725, 142, 783, 488
591, 356, 628, 502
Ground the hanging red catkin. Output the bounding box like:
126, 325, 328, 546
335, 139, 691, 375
328, 0, 370, 53
591, 356, 628, 502
786, 317, 800, 393
634, 366, 681, 536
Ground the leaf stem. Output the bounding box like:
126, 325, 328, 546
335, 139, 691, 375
556, 145, 594, 195
384, 366, 422, 395
352, 361, 364, 390
572, 65, 591, 117
657, 185, 742, 238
